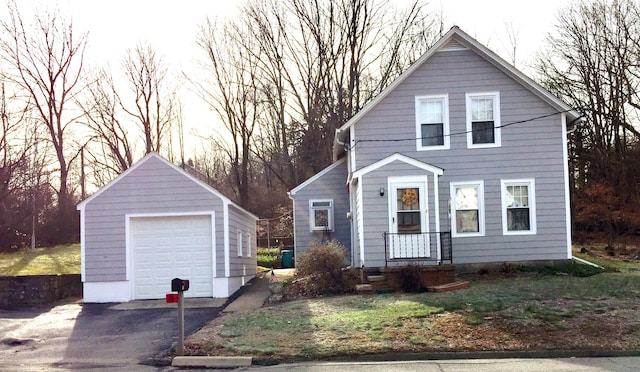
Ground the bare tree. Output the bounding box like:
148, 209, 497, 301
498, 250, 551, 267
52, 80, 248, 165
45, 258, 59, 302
122, 42, 175, 155
195, 19, 260, 208
536, 0, 640, 245
0, 1, 87, 243
78, 67, 134, 183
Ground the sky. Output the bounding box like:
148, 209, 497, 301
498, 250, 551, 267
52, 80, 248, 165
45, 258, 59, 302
8, 0, 574, 155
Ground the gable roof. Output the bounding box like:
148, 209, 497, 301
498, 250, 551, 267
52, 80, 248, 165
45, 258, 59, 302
288, 157, 346, 197
334, 26, 582, 159
77, 152, 258, 220
352, 153, 444, 179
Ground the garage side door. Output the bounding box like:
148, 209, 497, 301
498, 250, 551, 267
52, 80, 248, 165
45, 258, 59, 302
131, 215, 213, 299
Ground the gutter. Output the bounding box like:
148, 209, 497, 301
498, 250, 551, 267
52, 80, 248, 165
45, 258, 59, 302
572, 255, 604, 269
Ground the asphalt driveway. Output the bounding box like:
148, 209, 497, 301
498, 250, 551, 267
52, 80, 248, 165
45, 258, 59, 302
0, 298, 225, 371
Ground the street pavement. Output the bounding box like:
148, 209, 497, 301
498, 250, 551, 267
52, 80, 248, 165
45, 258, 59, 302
0, 298, 224, 371
247, 357, 640, 372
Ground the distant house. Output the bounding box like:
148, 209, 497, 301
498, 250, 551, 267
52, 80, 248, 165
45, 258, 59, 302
289, 26, 582, 268
77, 153, 257, 303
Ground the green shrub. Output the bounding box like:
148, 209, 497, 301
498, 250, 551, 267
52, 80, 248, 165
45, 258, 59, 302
257, 247, 279, 268
287, 240, 358, 297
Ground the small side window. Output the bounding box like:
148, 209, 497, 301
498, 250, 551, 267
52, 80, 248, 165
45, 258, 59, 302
237, 229, 243, 257
246, 232, 251, 257
309, 199, 334, 231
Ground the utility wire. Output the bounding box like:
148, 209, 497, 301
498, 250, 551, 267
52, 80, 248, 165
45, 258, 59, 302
348, 109, 577, 150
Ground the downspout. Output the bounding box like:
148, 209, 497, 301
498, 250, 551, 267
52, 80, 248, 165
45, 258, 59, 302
572, 255, 604, 269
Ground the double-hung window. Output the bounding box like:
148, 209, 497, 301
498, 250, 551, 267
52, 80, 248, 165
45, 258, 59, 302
416, 95, 449, 150
450, 181, 484, 237
309, 199, 333, 231
501, 179, 536, 235
466, 92, 501, 148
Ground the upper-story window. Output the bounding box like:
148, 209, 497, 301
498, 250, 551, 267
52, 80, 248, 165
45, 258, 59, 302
416, 95, 449, 150
466, 92, 501, 148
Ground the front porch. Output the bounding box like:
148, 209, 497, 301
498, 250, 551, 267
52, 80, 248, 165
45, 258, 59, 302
356, 230, 466, 293
383, 231, 453, 267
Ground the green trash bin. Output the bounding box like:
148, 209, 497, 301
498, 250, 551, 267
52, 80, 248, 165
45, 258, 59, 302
281, 250, 293, 268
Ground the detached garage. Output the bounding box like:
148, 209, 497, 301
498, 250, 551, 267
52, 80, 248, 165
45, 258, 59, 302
77, 153, 258, 303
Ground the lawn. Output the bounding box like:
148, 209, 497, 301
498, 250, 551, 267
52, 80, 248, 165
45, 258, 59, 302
186, 257, 640, 362
0, 244, 81, 276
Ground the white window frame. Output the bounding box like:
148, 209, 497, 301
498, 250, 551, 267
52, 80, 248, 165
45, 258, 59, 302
466, 92, 501, 148
309, 199, 334, 232
450, 181, 485, 237
416, 94, 450, 151
246, 232, 251, 257
237, 229, 243, 256
501, 179, 537, 235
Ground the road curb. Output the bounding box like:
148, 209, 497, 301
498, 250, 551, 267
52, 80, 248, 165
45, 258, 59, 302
250, 349, 640, 366
172, 356, 253, 368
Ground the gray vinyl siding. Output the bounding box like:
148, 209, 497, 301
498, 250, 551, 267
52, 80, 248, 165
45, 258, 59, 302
83, 156, 225, 282
228, 205, 258, 277
292, 161, 351, 259
351, 48, 569, 264
359, 162, 440, 268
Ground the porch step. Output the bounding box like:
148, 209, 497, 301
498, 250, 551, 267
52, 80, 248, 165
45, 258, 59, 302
427, 280, 470, 293
367, 275, 385, 283
355, 284, 373, 293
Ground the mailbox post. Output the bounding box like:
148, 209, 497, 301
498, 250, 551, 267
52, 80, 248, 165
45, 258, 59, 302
170, 278, 189, 356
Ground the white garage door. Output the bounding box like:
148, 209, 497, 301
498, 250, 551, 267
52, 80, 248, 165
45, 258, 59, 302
131, 215, 213, 299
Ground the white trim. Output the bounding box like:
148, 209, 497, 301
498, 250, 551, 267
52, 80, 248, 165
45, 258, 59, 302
350, 125, 357, 171
289, 158, 346, 195
466, 92, 501, 148
79, 210, 86, 281
450, 181, 485, 237
224, 203, 230, 277
334, 26, 581, 146
353, 153, 444, 179
501, 179, 537, 235
356, 180, 365, 267
291, 198, 298, 257
125, 211, 216, 300
433, 174, 441, 262
415, 94, 450, 151
309, 199, 334, 232
562, 114, 572, 258
387, 176, 430, 259
83, 282, 131, 303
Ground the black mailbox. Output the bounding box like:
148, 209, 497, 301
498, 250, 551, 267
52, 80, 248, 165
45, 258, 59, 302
171, 278, 190, 292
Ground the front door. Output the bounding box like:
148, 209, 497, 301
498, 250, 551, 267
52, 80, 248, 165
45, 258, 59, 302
389, 180, 429, 258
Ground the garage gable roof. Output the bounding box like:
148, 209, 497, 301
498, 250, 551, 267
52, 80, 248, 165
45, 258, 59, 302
76, 152, 258, 220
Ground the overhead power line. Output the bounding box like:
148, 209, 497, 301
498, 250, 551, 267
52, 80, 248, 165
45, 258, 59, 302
349, 109, 577, 150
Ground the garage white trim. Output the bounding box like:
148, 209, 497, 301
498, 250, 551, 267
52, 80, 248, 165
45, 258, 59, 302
126, 212, 216, 300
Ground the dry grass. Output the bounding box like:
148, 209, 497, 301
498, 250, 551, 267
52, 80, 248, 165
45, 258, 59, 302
0, 244, 80, 275
186, 261, 640, 362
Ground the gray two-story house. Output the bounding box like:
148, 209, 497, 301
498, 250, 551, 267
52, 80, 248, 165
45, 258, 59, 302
289, 26, 582, 269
